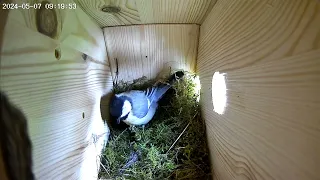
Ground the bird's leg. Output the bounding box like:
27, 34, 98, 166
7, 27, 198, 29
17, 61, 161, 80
142, 125, 145, 134
128, 125, 136, 143
129, 125, 135, 132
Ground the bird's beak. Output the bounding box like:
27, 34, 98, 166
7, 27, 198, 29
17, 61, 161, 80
117, 117, 121, 124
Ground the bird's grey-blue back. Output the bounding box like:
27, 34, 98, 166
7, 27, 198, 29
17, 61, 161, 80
120, 84, 170, 118
123, 90, 149, 118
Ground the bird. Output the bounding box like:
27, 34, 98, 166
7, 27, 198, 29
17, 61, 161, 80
109, 71, 184, 127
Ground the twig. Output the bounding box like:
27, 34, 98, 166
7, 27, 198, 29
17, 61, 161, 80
115, 58, 119, 79
113, 128, 127, 142
166, 112, 198, 154
92, 133, 107, 144
113, 58, 119, 88
99, 159, 110, 176
166, 122, 190, 154
100, 154, 110, 169
191, 161, 206, 175
97, 154, 111, 176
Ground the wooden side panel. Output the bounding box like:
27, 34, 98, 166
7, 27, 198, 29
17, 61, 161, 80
7, 0, 107, 63
0, 1, 112, 179
74, 0, 216, 27
104, 24, 199, 82
197, 0, 320, 180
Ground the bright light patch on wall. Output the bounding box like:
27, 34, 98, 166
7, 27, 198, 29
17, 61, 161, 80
212, 72, 227, 115
194, 75, 201, 102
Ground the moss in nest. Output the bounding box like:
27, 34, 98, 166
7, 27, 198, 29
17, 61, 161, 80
99, 72, 212, 180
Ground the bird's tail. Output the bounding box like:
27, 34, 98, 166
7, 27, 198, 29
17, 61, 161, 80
146, 71, 184, 103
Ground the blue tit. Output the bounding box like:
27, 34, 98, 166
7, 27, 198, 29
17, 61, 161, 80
110, 71, 184, 126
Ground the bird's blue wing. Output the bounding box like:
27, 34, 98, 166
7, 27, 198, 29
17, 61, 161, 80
122, 90, 149, 118
145, 84, 171, 103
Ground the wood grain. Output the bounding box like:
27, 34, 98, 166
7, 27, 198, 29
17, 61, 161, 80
74, 0, 216, 27
1, 2, 112, 179
60, 0, 108, 63
6, 0, 107, 63
8, 0, 65, 40
197, 0, 320, 180
103, 24, 199, 83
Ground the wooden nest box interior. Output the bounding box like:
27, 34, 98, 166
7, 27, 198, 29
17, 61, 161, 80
1, 0, 320, 180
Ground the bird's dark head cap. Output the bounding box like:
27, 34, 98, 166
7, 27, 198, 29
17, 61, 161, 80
110, 95, 124, 119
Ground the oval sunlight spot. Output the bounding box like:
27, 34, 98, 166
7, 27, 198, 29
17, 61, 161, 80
212, 72, 227, 115
194, 75, 201, 102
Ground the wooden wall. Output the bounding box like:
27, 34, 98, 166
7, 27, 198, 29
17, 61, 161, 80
75, 0, 216, 27
0, 0, 112, 179
197, 0, 320, 180
103, 24, 199, 82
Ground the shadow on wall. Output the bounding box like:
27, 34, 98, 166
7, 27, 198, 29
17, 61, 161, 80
100, 92, 114, 126
100, 91, 132, 131
0, 91, 35, 180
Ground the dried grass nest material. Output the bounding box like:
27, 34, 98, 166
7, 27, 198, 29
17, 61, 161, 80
99, 72, 212, 180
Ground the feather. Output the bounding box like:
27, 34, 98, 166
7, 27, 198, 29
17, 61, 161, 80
145, 84, 171, 104
121, 90, 149, 118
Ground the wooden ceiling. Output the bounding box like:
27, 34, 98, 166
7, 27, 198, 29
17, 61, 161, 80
74, 0, 216, 27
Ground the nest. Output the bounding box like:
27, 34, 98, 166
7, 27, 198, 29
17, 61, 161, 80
99, 72, 212, 180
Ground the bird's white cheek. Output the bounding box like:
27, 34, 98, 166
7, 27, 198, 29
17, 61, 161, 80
122, 108, 130, 116
121, 100, 132, 117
